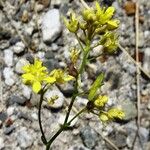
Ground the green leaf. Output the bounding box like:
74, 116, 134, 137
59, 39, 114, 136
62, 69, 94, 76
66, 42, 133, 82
88, 73, 104, 101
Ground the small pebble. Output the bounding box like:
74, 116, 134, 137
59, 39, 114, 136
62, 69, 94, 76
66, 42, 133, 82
13, 42, 25, 54
4, 49, 13, 67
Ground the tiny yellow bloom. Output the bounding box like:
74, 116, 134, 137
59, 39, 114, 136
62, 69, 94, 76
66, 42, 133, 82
99, 113, 109, 122
94, 95, 108, 107
21, 59, 48, 93
49, 69, 74, 84
108, 108, 125, 120
107, 19, 120, 30
64, 12, 79, 33
70, 48, 80, 64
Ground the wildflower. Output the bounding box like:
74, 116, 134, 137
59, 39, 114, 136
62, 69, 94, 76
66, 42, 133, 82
22, 59, 49, 93
99, 32, 118, 53
99, 113, 109, 122
64, 12, 79, 33
94, 95, 108, 107
70, 48, 80, 64
48, 69, 74, 84
108, 108, 125, 120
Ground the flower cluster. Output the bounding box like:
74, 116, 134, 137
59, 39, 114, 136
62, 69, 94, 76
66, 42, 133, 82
86, 73, 124, 122
22, 59, 74, 93
64, 2, 119, 54
87, 95, 125, 122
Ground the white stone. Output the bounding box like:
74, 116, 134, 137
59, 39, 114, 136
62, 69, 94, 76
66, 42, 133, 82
21, 84, 32, 99
0, 137, 4, 149
4, 49, 13, 66
15, 58, 29, 74
42, 9, 62, 43
17, 127, 33, 148
3, 67, 16, 86
143, 48, 150, 74
31, 113, 38, 120
44, 87, 64, 109
13, 42, 25, 54
7, 106, 15, 116
25, 25, 34, 35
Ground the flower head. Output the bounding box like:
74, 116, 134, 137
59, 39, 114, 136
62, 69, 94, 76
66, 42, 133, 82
108, 108, 125, 120
48, 69, 74, 84
64, 12, 79, 33
22, 59, 49, 93
94, 95, 108, 108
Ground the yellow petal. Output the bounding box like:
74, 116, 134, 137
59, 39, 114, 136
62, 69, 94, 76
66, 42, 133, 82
22, 73, 34, 81
63, 75, 75, 82
44, 76, 56, 84
32, 81, 41, 93
34, 59, 42, 68
107, 20, 120, 29
22, 65, 30, 72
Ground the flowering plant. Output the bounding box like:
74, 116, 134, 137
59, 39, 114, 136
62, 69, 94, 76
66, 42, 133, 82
21, 1, 124, 150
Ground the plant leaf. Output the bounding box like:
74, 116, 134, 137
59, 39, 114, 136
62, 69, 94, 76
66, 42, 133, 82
88, 73, 104, 101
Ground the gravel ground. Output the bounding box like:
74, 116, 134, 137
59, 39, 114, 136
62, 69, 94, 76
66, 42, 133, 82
0, 0, 150, 150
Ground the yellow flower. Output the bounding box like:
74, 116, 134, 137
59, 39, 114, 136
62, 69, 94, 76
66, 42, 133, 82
99, 31, 119, 53
22, 59, 48, 93
108, 108, 125, 120
64, 12, 79, 33
99, 113, 109, 122
94, 95, 108, 107
70, 48, 80, 64
48, 69, 74, 84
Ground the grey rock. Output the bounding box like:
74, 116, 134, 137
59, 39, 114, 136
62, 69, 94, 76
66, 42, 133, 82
43, 59, 58, 72
30, 92, 40, 106
80, 126, 98, 149
108, 131, 127, 148
121, 100, 137, 121
45, 51, 54, 59
15, 58, 29, 74
4, 49, 14, 67
7, 95, 27, 106
17, 127, 33, 148
4, 126, 15, 135
13, 41, 25, 54
42, 9, 62, 43
18, 112, 32, 121
68, 144, 90, 150
58, 82, 74, 97
9, 37, 20, 45
0, 112, 8, 122
21, 84, 32, 99
3, 67, 16, 86
139, 127, 149, 143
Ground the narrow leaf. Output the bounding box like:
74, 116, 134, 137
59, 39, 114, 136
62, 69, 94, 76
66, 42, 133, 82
88, 73, 104, 101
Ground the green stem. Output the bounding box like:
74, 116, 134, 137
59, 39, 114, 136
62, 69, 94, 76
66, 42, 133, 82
46, 126, 65, 150
45, 35, 91, 150
38, 90, 47, 144
64, 81, 78, 124
67, 107, 86, 125
46, 107, 86, 150
75, 33, 85, 52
